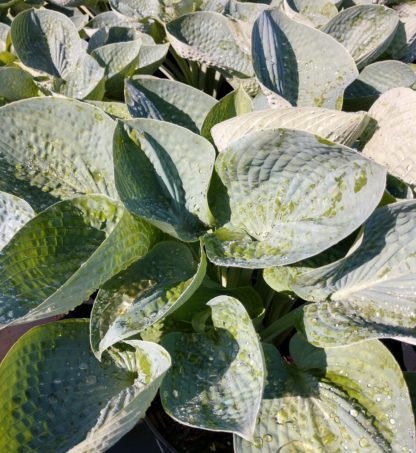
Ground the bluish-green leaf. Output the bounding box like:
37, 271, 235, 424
252, 8, 358, 108
0, 195, 160, 328
114, 119, 215, 241
160, 296, 264, 440
205, 128, 386, 268
0, 320, 171, 452
90, 241, 206, 358
125, 76, 217, 133
235, 337, 415, 452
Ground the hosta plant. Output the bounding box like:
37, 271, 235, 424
0, 0, 416, 451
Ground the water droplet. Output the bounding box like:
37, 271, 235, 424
86, 375, 97, 385
359, 437, 370, 448
263, 434, 273, 442
79, 362, 88, 370
253, 436, 263, 447
173, 389, 179, 398
349, 409, 358, 417
389, 418, 396, 425
53, 378, 62, 385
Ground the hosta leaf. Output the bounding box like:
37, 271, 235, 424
86, 11, 141, 29
87, 100, 132, 119
125, 76, 217, 133
211, 107, 370, 151
114, 119, 215, 241
87, 26, 144, 53
109, 0, 163, 20
47, 5, 89, 31
0, 192, 34, 251
252, 8, 358, 109
201, 86, 252, 141
205, 128, 385, 268
388, 1, 416, 62
0, 195, 160, 328
344, 60, 416, 110
160, 296, 264, 440
90, 241, 206, 358
0, 320, 171, 452
91, 40, 142, 96
288, 0, 338, 28
11, 9, 82, 78
321, 5, 399, 69
166, 12, 254, 78
293, 200, 416, 346
136, 42, 169, 74
235, 338, 415, 452
363, 88, 416, 186
0, 97, 117, 210
0, 66, 39, 101
53, 52, 105, 100
140, 281, 265, 342
224, 0, 271, 24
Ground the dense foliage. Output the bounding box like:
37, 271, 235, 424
0, 0, 416, 451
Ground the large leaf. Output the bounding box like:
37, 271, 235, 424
293, 200, 416, 346
140, 280, 265, 342
53, 52, 105, 100
321, 4, 399, 69
91, 40, 142, 96
235, 337, 415, 452
363, 87, 416, 186
211, 107, 370, 151
287, 0, 338, 28
136, 42, 169, 74
0, 192, 34, 251
90, 241, 206, 358
0, 97, 117, 210
344, 60, 416, 110
0, 320, 171, 452
201, 86, 252, 141
205, 128, 386, 268
0, 67, 39, 101
166, 12, 254, 78
252, 8, 358, 109
160, 296, 264, 440
388, 1, 416, 62
114, 119, 215, 241
125, 76, 217, 134
0, 195, 160, 329
11, 9, 82, 78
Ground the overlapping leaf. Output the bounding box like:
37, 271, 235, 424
125, 76, 217, 133
201, 86, 252, 141
160, 296, 264, 440
205, 128, 386, 268
11, 9, 83, 78
0, 67, 39, 102
321, 4, 399, 69
90, 241, 206, 358
166, 12, 254, 78
344, 60, 416, 110
363, 87, 416, 186
114, 119, 215, 241
0, 195, 160, 328
0, 320, 171, 452
0, 192, 34, 251
211, 107, 370, 151
388, 1, 416, 62
0, 97, 117, 210
287, 0, 338, 27
292, 200, 416, 346
252, 8, 358, 109
235, 337, 415, 452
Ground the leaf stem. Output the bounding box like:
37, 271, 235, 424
261, 306, 304, 343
